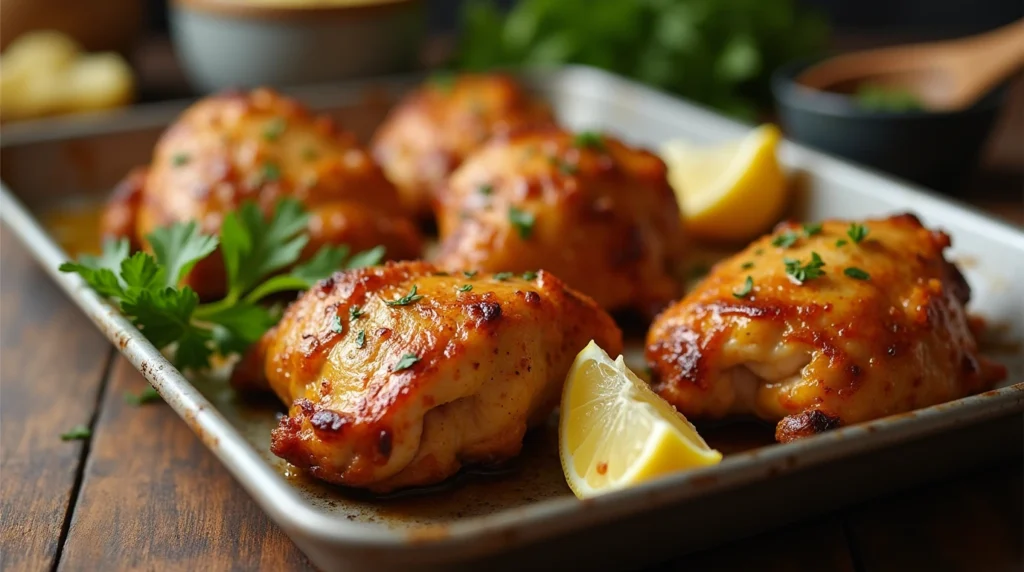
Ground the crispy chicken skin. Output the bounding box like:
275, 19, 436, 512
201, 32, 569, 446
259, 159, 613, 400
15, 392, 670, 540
232, 261, 622, 491
370, 74, 555, 218
646, 214, 1006, 443
433, 128, 686, 317
102, 88, 422, 298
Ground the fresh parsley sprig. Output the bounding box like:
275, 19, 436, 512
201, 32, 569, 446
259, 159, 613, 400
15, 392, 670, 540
60, 198, 384, 371
784, 252, 826, 284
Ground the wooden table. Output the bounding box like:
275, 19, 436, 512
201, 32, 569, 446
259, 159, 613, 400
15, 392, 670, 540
2, 75, 1023, 572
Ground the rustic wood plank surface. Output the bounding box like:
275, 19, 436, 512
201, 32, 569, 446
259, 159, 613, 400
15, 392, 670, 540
56, 356, 311, 572
0, 227, 115, 572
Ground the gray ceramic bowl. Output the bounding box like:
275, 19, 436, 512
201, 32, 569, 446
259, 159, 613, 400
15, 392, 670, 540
772, 60, 1007, 194
171, 0, 423, 93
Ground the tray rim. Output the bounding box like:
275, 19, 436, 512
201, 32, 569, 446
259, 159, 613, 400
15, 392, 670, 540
2, 65, 1022, 557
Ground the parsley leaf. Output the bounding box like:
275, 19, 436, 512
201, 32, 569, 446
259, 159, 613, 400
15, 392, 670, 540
844, 267, 870, 280
772, 232, 799, 248
349, 305, 364, 320
740, 261, 755, 270
573, 131, 605, 150
125, 387, 162, 406
836, 239, 848, 247
784, 252, 826, 284
171, 153, 190, 167
459, 284, 473, 292
60, 425, 91, 441
394, 353, 420, 371
802, 222, 823, 237
220, 199, 308, 298
262, 117, 287, 141
463, 270, 478, 278
847, 223, 869, 244
733, 276, 754, 299
355, 329, 366, 348
521, 271, 537, 280
386, 285, 424, 307
345, 245, 385, 270
478, 183, 494, 195
148, 221, 219, 287
508, 207, 535, 239
493, 272, 514, 281
429, 72, 456, 93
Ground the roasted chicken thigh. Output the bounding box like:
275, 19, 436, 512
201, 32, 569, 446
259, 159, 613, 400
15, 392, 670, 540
232, 261, 622, 491
102, 88, 422, 298
371, 74, 555, 218
646, 214, 1006, 442
434, 128, 687, 317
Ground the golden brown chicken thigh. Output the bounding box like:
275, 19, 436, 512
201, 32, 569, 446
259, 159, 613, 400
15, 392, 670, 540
102, 88, 422, 298
232, 261, 622, 491
646, 214, 1006, 442
371, 74, 554, 218
434, 128, 687, 317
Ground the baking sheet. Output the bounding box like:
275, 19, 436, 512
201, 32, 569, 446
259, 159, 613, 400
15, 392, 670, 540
2, 66, 1022, 571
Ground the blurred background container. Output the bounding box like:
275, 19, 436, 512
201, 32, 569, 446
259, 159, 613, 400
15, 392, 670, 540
0, 0, 1020, 203
170, 0, 423, 92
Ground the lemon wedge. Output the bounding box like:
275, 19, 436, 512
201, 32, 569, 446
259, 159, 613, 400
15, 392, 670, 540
559, 341, 722, 499
661, 124, 788, 243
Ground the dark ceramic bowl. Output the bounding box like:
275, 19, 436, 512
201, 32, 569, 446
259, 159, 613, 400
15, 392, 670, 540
772, 60, 1007, 194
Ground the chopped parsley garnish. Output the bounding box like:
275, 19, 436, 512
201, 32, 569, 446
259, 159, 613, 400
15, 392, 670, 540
573, 131, 605, 150
59, 198, 382, 371
385, 285, 424, 306
462, 270, 478, 278
755, 248, 764, 255
262, 117, 287, 141
733, 276, 754, 299
847, 223, 869, 244
60, 425, 91, 441
844, 267, 870, 280
802, 222, 823, 237
521, 271, 537, 281
261, 162, 281, 183
772, 232, 799, 248
494, 272, 514, 281
125, 387, 161, 406
394, 353, 420, 371
508, 207, 535, 239
301, 147, 319, 161
432, 271, 450, 277
740, 261, 755, 270
355, 329, 366, 348
836, 239, 848, 247
171, 153, 190, 167
349, 305, 364, 320
478, 183, 494, 196
784, 252, 826, 284
429, 72, 456, 93
557, 160, 579, 175
459, 284, 473, 292
331, 315, 344, 333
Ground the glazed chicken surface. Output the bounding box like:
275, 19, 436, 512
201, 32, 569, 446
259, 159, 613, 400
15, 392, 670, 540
371, 74, 555, 218
232, 261, 623, 492
434, 128, 687, 317
646, 214, 1006, 443
101, 88, 422, 298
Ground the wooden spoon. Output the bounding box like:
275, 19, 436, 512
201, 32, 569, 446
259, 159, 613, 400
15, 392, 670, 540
798, 20, 1024, 111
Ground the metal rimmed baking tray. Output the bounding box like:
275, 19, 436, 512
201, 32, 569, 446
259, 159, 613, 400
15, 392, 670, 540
2, 67, 1022, 571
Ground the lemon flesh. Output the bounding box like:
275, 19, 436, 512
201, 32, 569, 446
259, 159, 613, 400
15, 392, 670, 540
559, 341, 722, 499
661, 124, 788, 243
